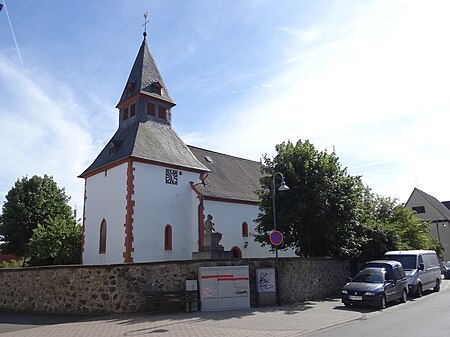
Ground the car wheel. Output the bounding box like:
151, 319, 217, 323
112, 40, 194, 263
379, 294, 387, 309
416, 283, 423, 298
400, 289, 407, 303
433, 279, 440, 292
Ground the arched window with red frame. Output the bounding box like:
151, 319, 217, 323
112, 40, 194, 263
242, 222, 249, 237
231, 246, 242, 259
164, 224, 172, 251
99, 219, 107, 254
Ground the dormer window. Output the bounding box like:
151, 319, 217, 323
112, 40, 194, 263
153, 82, 162, 95
130, 103, 136, 117
126, 82, 133, 94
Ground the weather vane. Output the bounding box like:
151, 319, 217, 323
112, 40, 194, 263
142, 12, 149, 39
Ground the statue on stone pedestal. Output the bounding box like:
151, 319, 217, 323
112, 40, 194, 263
204, 214, 222, 247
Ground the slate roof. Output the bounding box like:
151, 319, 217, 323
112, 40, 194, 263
188, 146, 263, 203
117, 37, 174, 107
80, 121, 209, 177
406, 188, 450, 221
443, 201, 450, 210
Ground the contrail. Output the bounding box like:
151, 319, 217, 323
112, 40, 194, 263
3, 0, 24, 68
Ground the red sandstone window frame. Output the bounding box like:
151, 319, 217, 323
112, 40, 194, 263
130, 103, 136, 117
164, 224, 172, 251
242, 222, 249, 237
231, 246, 242, 258
99, 219, 107, 254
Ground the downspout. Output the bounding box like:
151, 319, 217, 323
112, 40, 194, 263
191, 182, 205, 252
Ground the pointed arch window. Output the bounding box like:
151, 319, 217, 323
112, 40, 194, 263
242, 222, 249, 237
164, 224, 172, 251
99, 219, 107, 254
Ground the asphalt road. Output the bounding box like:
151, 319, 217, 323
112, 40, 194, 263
307, 279, 450, 337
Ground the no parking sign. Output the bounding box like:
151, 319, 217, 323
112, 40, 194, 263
269, 230, 283, 246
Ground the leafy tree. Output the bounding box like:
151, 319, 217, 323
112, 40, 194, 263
0, 175, 75, 258
355, 188, 443, 259
29, 215, 82, 265
255, 140, 364, 257
255, 140, 441, 260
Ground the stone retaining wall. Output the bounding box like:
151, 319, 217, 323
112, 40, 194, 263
0, 257, 349, 314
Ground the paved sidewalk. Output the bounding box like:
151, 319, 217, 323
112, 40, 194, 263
0, 298, 366, 337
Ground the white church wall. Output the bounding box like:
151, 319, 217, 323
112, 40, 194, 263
203, 200, 296, 258
132, 162, 201, 262
83, 164, 128, 265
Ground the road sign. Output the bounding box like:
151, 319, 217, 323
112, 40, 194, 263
269, 230, 283, 246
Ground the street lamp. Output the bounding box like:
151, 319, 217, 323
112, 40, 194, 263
272, 172, 289, 306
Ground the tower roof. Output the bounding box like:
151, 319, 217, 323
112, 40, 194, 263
117, 37, 175, 108
80, 121, 209, 177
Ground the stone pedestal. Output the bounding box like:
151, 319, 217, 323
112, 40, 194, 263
204, 232, 222, 247
192, 249, 233, 260
192, 233, 233, 260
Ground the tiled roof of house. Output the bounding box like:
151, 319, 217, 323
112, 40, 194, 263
80, 121, 209, 177
188, 146, 263, 203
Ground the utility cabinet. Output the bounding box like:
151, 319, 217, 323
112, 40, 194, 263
198, 266, 250, 311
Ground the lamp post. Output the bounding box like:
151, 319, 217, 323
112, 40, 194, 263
271, 172, 289, 306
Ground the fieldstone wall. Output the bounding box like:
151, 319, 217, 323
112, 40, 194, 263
0, 257, 349, 314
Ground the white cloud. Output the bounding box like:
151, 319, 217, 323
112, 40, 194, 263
190, 1, 450, 202
0, 52, 96, 210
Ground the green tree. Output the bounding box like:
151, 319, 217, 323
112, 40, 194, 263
0, 175, 75, 258
29, 215, 82, 265
255, 140, 364, 257
355, 188, 443, 258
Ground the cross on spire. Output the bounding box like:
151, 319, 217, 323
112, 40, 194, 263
142, 12, 149, 40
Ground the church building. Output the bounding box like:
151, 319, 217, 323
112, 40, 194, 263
79, 31, 294, 265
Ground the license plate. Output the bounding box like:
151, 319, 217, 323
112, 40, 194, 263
349, 295, 362, 301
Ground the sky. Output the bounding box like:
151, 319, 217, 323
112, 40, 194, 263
1, 0, 450, 212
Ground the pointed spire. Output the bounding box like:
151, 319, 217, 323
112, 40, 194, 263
116, 27, 174, 109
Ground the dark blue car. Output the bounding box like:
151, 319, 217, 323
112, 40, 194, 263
342, 265, 408, 309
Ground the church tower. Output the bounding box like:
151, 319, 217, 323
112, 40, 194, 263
80, 30, 209, 265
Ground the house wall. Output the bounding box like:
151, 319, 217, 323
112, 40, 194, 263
83, 164, 128, 265
203, 200, 296, 258
406, 191, 450, 261
132, 162, 202, 262
430, 222, 450, 261
406, 192, 444, 221
0, 257, 350, 314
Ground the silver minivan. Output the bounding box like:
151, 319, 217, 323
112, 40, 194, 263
384, 250, 441, 297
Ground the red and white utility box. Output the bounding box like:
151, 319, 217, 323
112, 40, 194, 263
198, 266, 250, 311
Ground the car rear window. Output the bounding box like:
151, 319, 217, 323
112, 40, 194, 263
385, 255, 416, 270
